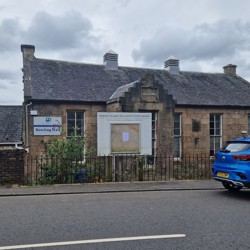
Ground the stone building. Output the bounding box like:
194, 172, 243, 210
20, 44, 250, 158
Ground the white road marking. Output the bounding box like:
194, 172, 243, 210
0, 234, 186, 249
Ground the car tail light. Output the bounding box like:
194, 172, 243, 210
214, 153, 218, 159
232, 154, 250, 161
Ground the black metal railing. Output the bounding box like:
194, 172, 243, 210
23, 154, 213, 185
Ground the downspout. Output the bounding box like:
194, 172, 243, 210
25, 102, 32, 153
15, 143, 25, 150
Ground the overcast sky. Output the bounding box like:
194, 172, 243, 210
1, 0, 250, 105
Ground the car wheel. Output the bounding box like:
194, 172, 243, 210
222, 182, 242, 192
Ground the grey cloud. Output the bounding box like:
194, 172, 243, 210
24, 11, 103, 56
0, 18, 22, 51
0, 81, 8, 90
0, 10, 104, 57
0, 70, 19, 80
0, 70, 12, 80
132, 20, 250, 66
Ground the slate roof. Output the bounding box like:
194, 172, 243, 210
0, 106, 22, 144
28, 58, 250, 107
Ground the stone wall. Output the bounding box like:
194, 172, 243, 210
175, 107, 250, 155
25, 102, 106, 157
0, 149, 25, 185
23, 89, 250, 158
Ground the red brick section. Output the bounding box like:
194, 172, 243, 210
0, 150, 25, 185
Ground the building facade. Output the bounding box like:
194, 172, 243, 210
20, 45, 250, 159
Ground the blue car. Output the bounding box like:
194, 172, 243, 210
212, 136, 250, 191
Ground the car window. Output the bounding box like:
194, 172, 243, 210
221, 142, 250, 152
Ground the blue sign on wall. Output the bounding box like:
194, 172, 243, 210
33, 117, 62, 135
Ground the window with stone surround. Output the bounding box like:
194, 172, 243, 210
210, 114, 222, 156
67, 111, 84, 137
151, 112, 157, 157
174, 113, 181, 158
139, 110, 157, 165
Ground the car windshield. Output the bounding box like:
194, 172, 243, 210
220, 142, 250, 153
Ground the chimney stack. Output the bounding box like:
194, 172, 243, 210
103, 50, 118, 70
164, 56, 180, 74
21, 45, 35, 101
223, 64, 237, 76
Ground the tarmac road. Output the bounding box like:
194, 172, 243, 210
0, 186, 250, 250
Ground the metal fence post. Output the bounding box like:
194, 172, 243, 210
112, 155, 116, 182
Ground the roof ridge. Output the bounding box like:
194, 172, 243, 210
34, 58, 230, 75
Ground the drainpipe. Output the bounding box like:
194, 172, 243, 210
25, 102, 32, 153
15, 143, 27, 152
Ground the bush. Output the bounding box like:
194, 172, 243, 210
40, 129, 96, 184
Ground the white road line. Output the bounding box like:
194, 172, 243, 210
0, 234, 186, 249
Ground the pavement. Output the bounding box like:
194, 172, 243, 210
0, 180, 223, 197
